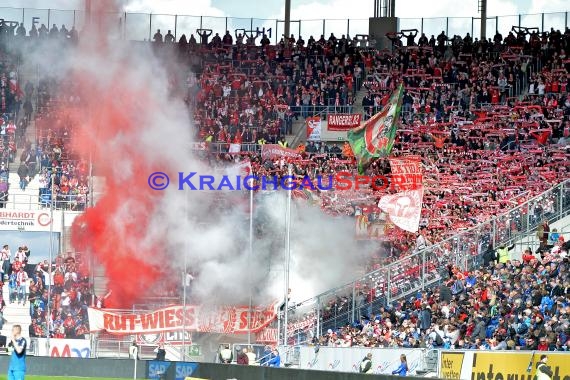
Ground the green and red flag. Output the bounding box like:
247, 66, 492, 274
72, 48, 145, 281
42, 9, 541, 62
348, 83, 404, 174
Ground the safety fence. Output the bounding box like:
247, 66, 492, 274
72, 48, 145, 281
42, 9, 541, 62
0, 7, 568, 44
282, 179, 570, 342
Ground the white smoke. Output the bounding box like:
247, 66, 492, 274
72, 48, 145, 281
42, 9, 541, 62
12, 3, 368, 309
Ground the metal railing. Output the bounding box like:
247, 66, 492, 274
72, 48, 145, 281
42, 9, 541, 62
0, 7, 568, 44
285, 179, 570, 338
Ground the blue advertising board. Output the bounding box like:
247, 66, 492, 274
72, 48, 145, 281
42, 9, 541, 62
148, 360, 199, 380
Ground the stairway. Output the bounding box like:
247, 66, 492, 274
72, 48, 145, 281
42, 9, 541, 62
1, 281, 32, 339
297, 179, 570, 333
6, 172, 43, 210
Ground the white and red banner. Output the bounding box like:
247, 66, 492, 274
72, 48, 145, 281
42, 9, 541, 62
378, 187, 424, 233
256, 317, 317, 344
225, 160, 252, 178
306, 116, 322, 141
228, 143, 241, 153
261, 144, 301, 160
88, 304, 278, 335
327, 114, 362, 131
191, 142, 208, 151
388, 156, 423, 190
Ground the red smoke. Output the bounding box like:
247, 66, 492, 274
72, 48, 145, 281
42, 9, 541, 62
66, 4, 173, 308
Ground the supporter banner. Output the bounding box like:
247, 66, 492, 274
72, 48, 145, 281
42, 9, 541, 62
191, 142, 208, 151
36, 338, 91, 358
228, 143, 241, 153
256, 327, 277, 343
0, 210, 60, 232
88, 304, 278, 335
225, 160, 252, 179
298, 346, 424, 375
256, 317, 316, 343
438, 351, 570, 380
389, 156, 423, 190
136, 330, 192, 346
261, 144, 302, 160
306, 116, 322, 141
327, 114, 362, 131
355, 205, 390, 240
378, 186, 424, 233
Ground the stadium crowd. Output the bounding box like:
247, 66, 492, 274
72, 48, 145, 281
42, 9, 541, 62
0, 241, 91, 338
316, 242, 570, 351
1, 15, 569, 347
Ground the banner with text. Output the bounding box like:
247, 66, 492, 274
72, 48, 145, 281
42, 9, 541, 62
36, 338, 91, 358
88, 304, 278, 335
389, 156, 423, 190
439, 351, 570, 380
327, 114, 362, 131
261, 144, 302, 160
306, 116, 322, 141
0, 210, 60, 232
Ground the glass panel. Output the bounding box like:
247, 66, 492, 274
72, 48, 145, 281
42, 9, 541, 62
422, 17, 447, 39
23, 8, 49, 33
150, 14, 176, 40
201, 16, 226, 38
486, 17, 497, 38
496, 15, 518, 37
227, 16, 252, 39
474, 18, 497, 41
448, 17, 472, 38
125, 12, 150, 41
74, 10, 87, 31
520, 13, 541, 30
47, 9, 75, 31
299, 20, 323, 41
543, 12, 566, 32
398, 18, 422, 34
0, 7, 23, 24
323, 19, 348, 39
252, 18, 275, 42
348, 19, 369, 38
175, 15, 201, 42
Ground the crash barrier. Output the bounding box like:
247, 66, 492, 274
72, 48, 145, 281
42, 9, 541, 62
0, 356, 146, 378
147, 360, 435, 380
438, 350, 570, 380
296, 346, 432, 375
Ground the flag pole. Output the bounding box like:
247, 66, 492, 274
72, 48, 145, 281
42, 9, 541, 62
182, 191, 188, 360
247, 183, 253, 345
283, 164, 292, 347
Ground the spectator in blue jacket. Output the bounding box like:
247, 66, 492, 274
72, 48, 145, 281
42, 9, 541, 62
267, 348, 281, 367
392, 354, 408, 376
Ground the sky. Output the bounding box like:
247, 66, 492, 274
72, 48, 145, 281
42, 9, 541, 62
1, 0, 567, 21
0, 231, 60, 264
1, 0, 567, 42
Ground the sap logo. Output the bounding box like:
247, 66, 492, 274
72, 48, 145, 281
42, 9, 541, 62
149, 362, 171, 378
51, 345, 90, 358
175, 363, 198, 380
328, 360, 341, 369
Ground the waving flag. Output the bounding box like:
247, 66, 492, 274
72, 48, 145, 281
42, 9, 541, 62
378, 186, 424, 233
348, 84, 403, 174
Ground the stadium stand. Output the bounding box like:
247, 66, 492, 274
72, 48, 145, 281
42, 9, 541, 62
0, 13, 568, 352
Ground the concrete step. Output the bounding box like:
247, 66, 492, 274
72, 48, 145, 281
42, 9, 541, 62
1, 283, 32, 338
